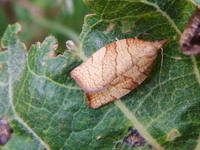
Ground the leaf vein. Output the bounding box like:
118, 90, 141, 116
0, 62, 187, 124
8, 54, 51, 150
115, 100, 165, 150
26, 63, 80, 90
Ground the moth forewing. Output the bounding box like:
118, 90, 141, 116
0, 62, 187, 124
71, 38, 167, 109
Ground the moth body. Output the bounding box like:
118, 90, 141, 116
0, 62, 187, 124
71, 38, 167, 108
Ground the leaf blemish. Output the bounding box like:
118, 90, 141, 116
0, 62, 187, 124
167, 129, 181, 141
96, 135, 102, 140
180, 7, 200, 55
123, 127, 147, 147
45, 42, 58, 59
104, 23, 115, 34
175, 57, 183, 60
0, 63, 4, 71
0, 118, 13, 146
66, 40, 76, 51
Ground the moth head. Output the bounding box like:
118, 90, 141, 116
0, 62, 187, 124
141, 39, 168, 57
153, 39, 168, 51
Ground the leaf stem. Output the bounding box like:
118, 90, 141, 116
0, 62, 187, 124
194, 138, 200, 150
191, 56, 200, 85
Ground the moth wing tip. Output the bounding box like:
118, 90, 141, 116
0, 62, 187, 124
154, 39, 168, 49
159, 39, 168, 45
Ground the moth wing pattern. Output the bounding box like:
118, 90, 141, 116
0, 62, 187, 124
71, 38, 167, 109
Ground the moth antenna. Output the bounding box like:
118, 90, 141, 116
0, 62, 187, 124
159, 48, 164, 91
154, 39, 168, 50
160, 48, 164, 73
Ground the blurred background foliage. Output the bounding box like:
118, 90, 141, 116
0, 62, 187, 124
0, 0, 90, 53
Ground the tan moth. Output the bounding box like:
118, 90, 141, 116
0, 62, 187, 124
71, 38, 167, 109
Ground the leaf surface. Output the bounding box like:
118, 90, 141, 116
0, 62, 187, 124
0, 24, 130, 150
81, 0, 200, 150
0, 0, 200, 150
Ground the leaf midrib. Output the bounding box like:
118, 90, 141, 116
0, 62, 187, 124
6, 44, 52, 149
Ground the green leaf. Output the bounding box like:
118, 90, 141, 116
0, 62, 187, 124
0, 24, 45, 150
190, 0, 200, 6
0, 24, 130, 150
80, 0, 200, 150
0, 0, 200, 150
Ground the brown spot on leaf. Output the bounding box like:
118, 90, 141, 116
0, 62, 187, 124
175, 57, 183, 60
66, 40, 75, 50
96, 136, 102, 140
180, 7, 200, 55
104, 23, 115, 34
45, 42, 58, 59
0, 118, 13, 146
123, 127, 146, 147
0, 63, 4, 71
167, 129, 181, 141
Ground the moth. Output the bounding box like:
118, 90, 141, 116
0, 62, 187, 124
180, 7, 200, 55
71, 38, 167, 109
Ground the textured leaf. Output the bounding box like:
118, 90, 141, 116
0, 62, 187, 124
80, 0, 200, 150
190, 0, 200, 6
0, 24, 130, 150
0, 0, 200, 150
